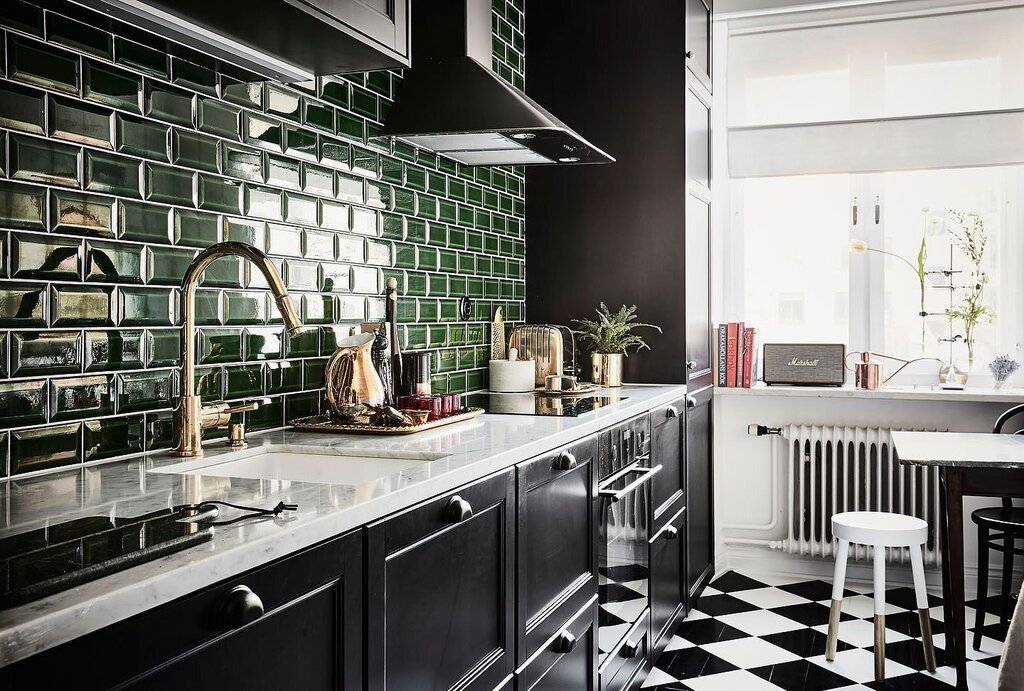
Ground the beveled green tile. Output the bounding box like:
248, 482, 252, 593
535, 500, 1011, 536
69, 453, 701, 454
173, 208, 220, 248
282, 259, 318, 291
221, 142, 265, 183
406, 219, 428, 244
145, 329, 180, 366
199, 98, 240, 139
50, 374, 112, 421
430, 373, 448, 393
319, 137, 350, 170
318, 199, 346, 231
419, 299, 439, 322
448, 371, 468, 394
146, 245, 197, 286
335, 111, 364, 140
351, 147, 378, 178
319, 78, 349, 108
318, 262, 351, 292
198, 174, 241, 214
198, 328, 242, 364
302, 163, 334, 196
117, 369, 175, 412
266, 85, 301, 121
285, 125, 317, 160
438, 199, 457, 224
286, 327, 319, 357
145, 81, 195, 127
200, 255, 242, 288
285, 391, 319, 421
8, 36, 79, 94
301, 229, 334, 260
0, 3, 44, 36
418, 246, 438, 271
244, 185, 282, 221
439, 299, 458, 322
459, 252, 475, 274
84, 414, 144, 461
244, 113, 282, 151
46, 13, 112, 59
449, 275, 467, 298
173, 129, 219, 173
0, 282, 47, 326
303, 99, 334, 134
85, 151, 141, 197
118, 199, 170, 243
404, 325, 428, 350
366, 239, 391, 267
83, 60, 141, 113
12, 331, 81, 376
116, 114, 169, 161
10, 233, 80, 280
302, 294, 334, 324
337, 295, 364, 320
264, 359, 299, 393
51, 285, 112, 327
86, 239, 143, 283
10, 134, 80, 187
245, 395, 282, 431
266, 154, 300, 189
393, 189, 414, 214
172, 58, 217, 96
114, 37, 168, 79
439, 249, 458, 273
350, 85, 376, 119
246, 327, 284, 362
224, 291, 267, 325
0, 182, 46, 230
428, 273, 448, 297
145, 410, 173, 450
222, 75, 263, 109
0, 378, 47, 428
0, 82, 45, 134
194, 364, 222, 402
337, 235, 364, 263
435, 348, 457, 372
119, 288, 177, 327
284, 192, 317, 225
465, 368, 484, 392
225, 218, 267, 248
225, 364, 264, 399
146, 163, 195, 205
10, 422, 81, 474
85, 329, 145, 371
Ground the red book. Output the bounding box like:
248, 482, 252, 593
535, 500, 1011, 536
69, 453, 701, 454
725, 322, 739, 388
742, 327, 756, 388
734, 321, 745, 386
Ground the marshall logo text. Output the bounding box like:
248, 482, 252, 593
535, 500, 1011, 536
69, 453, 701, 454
788, 357, 820, 367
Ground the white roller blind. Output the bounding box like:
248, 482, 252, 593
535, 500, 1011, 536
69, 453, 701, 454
726, 4, 1024, 177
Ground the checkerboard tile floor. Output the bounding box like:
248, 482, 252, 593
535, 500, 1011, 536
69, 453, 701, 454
644, 571, 1008, 691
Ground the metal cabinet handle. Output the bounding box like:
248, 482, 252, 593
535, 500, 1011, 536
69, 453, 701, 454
554, 451, 577, 471
686, 396, 697, 409
621, 638, 641, 659
666, 405, 679, 419
662, 525, 679, 540
213, 585, 264, 630
553, 630, 577, 654
598, 465, 662, 502
443, 495, 474, 523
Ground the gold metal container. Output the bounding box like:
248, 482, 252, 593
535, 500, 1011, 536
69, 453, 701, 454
591, 353, 623, 387
325, 333, 386, 416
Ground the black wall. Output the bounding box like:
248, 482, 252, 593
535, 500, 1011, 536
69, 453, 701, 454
525, 1, 688, 384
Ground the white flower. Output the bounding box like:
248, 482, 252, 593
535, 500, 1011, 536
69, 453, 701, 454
849, 239, 868, 254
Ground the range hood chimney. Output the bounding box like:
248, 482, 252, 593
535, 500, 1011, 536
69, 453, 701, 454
383, 0, 614, 166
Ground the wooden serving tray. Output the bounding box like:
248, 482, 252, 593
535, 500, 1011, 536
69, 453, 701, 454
289, 407, 485, 435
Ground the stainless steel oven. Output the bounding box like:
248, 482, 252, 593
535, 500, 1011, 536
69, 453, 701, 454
597, 414, 659, 682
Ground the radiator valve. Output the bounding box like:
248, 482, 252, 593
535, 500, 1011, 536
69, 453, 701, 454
747, 424, 783, 437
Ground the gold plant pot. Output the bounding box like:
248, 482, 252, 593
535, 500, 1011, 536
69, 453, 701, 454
591, 353, 624, 387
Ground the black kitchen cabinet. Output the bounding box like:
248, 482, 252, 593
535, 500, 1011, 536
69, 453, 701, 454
598, 610, 650, 691
649, 501, 687, 660
2, 530, 364, 690
366, 469, 516, 691
517, 436, 599, 661
686, 0, 712, 90
651, 399, 686, 530
685, 386, 714, 601
515, 597, 599, 691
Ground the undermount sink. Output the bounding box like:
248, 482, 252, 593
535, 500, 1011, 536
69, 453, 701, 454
150, 447, 448, 485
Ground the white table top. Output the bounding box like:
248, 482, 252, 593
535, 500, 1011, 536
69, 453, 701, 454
892, 431, 1024, 469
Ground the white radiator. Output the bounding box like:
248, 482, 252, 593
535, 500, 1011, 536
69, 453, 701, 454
780, 424, 941, 566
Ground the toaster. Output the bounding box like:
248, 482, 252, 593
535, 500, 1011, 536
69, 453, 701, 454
507, 325, 579, 387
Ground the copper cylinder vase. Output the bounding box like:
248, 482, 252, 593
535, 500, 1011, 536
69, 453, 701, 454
591, 353, 623, 387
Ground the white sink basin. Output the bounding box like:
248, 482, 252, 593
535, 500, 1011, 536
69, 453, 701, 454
150, 447, 447, 485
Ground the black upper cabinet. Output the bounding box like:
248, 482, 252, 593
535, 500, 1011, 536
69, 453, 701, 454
297, 0, 409, 64
685, 386, 714, 601
4, 530, 364, 691
651, 399, 686, 529
366, 469, 515, 691
686, 0, 712, 90
516, 436, 599, 662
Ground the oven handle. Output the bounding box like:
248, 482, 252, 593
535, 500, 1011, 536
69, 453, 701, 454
598, 465, 663, 503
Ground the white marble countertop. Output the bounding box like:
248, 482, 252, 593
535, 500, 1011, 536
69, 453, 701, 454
0, 383, 686, 667
892, 431, 1024, 469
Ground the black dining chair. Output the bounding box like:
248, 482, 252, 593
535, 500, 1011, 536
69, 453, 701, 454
972, 402, 1024, 650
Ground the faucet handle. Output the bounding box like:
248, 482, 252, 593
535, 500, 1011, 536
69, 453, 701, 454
201, 399, 267, 429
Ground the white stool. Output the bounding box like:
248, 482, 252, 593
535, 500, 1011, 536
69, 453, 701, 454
826, 511, 937, 683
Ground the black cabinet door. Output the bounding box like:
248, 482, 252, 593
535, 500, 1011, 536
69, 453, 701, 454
651, 399, 686, 529
649, 501, 687, 660
7, 530, 364, 690
685, 386, 714, 601
299, 0, 409, 61
517, 436, 598, 661
685, 0, 712, 90
515, 597, 599, 691
685, 191, 713, 390
367, 469, 515, 691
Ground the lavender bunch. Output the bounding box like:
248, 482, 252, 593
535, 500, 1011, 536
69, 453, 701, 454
988, 355, 1020, 383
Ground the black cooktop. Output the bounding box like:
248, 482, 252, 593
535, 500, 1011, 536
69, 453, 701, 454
0, 510, 214, 609
467, 393, 628, 417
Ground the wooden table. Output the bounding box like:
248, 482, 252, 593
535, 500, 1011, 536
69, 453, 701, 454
892, 431, 1024, 689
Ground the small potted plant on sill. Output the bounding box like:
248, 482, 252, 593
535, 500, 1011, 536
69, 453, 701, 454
989, 355, 1019, 390
573, 303, 662, 387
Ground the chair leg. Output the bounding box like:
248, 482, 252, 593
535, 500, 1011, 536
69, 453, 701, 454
974, 526, 989, 650
826, 538, 849, 662
1002, 534, 1015, 625
873, 545, 887, 683
910, 544, 937, 672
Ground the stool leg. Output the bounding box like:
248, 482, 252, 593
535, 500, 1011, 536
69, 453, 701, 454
974, 525, 989, 650
873, 545, 886, 683
826, 538, 849, 662
1002, 534, 1015, 625
910, 543, 937, 672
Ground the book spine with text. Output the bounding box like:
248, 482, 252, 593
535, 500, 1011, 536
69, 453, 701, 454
716, 326, 728, 386
742, 327, 756, 388
734, 321, 745, 386
725, 322, 739, 388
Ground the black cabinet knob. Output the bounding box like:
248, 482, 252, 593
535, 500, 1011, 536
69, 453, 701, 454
553, 630, 577, 654
686, 360, 697, 370
213, 585, 264, 630
663, 525, 679, 540
666, 405, 679, 419
554, 451, 577, 471
686, 396, 697, 409
443, 495, 474, 523
686, 50, 694, 59
621, 638, 641, 659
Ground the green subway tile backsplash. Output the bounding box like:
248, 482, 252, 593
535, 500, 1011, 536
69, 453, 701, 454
0, 0, 525, 475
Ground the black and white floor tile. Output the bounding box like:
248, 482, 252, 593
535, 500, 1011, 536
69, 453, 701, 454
645, 571, 1007, 691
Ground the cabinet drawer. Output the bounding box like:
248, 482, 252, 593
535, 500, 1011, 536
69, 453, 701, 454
650, 500, 687, 660
651, 398, 686, 528
516, 596, 598, 691
599, 610, 650, 691
9, 530, 363, 690
517, 436, 598, 661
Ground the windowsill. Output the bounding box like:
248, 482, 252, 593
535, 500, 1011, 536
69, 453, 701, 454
715, 383, 1024, 404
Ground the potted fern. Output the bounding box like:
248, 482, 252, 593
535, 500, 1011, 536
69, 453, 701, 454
573, 303, 662, 387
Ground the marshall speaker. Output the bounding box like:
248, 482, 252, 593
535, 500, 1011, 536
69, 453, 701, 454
763, 343, 846, 386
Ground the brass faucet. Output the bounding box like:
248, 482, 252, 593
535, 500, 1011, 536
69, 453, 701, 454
171, 242, 303, 457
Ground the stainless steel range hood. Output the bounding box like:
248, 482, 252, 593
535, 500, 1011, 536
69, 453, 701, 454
383, 0, 614, 166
